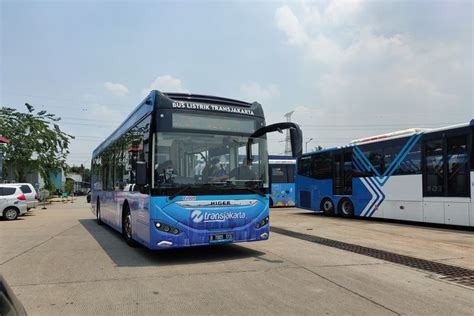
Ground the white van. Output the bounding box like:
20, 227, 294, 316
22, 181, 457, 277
0, 185, 28, 220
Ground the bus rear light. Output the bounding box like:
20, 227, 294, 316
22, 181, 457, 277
154, 221, 180, 235
255, 216, 269, 229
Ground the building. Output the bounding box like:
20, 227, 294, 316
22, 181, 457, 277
66, 173, 89, 193
3, 166, 65, 191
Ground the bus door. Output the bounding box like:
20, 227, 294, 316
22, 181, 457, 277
333, 151, 353, 195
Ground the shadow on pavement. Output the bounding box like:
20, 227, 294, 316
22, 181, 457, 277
79, 218, 267, 267
293, 211, 474, 232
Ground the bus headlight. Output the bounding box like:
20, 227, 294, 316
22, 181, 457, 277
255, 216, 269, 229
154, 221, 181, 235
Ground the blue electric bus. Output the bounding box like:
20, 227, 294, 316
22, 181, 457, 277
269, 156, 296, 207
296, 121, 473, 226
91, 91, 302, 249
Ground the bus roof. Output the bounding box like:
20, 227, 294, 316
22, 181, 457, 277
92, 90, 263, 158
302, 120, 473, 157
164, 92, 253, 107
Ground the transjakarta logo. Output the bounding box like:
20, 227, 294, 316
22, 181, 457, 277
190, 210, 246, 223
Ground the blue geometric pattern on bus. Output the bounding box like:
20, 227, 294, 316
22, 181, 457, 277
352, 133, 422, 186
352, 133, 422, 217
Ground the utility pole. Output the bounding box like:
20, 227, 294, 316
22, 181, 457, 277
283, 111, 294, 156
305, 138, 313, 152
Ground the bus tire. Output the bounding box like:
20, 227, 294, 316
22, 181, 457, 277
122, 205, 138, 247
339, 198, 354, 218
320, 198, 335, 216
96, 199, 102, 225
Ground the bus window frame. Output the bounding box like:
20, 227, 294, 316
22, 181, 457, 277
422, 127, 471, 198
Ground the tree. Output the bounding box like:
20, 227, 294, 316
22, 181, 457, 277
0, 103, 74, 184
69, 164, 91, 184
65, 178, 74, 195
312, 145, 324, 152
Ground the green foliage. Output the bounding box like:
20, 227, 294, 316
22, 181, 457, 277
0, 103, 74, 182
65, 178, 74, 194
44, 182, 56, 195
69, 164, 91, 184
312, 145, 324, 152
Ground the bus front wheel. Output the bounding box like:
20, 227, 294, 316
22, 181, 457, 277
320, 198, 334, 216
339, 198, 354, 218
122, 205, 138, 247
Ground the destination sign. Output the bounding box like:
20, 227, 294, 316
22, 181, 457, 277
172, 101, 255, 116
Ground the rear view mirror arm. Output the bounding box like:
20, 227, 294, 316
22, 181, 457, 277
246, 122, 303, 160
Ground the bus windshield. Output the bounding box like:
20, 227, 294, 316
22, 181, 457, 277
154, 132, 268, 189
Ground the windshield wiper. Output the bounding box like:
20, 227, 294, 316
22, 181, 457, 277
168, 183, 225, 200
168, 185, 194, 200
225, 182, 266, 197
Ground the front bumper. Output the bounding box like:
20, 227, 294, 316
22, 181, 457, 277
148, 222, 270, 250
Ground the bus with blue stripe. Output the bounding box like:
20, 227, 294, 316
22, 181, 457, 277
296, 120, 473, 226
91, 90, 302, 249
269, 155, 296, 207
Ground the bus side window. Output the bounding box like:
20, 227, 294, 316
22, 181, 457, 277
471, 126, 474, 171
287, 164, 295, 183
271, 166, 287, 183
424, 138, 445, 196
447, 135, 469, 197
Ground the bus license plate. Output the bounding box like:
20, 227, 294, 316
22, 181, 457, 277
209, 233, 233, 243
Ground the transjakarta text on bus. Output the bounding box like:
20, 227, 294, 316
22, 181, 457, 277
90, 90, 302, 249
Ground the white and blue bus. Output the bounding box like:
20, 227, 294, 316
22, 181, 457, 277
296, 120, 473, 226
91, 91, 302, 249
269, 156, 296, 207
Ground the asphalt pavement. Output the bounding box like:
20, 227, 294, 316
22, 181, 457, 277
0, 200, 473, 315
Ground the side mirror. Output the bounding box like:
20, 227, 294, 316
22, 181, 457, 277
247, 122, 303, 160
290, 125, 303, 158
136, 161, 147, 185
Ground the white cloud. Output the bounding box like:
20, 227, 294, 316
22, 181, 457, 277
104, 82, 129, 96
275, 6, 308, 45
142, 75, 189, 95
240, 82, 280, 102
271, 1, 471, 154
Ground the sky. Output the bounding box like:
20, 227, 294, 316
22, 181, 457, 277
1, 0, 473, 167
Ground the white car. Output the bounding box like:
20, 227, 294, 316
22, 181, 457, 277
0, 185, 28, 220
5, 183, 38, 210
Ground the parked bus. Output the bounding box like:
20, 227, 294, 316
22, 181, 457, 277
91, 91, 302, 249
296, 120, 473, 226
269, 155, 295, 207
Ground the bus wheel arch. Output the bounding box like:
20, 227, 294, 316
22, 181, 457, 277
320, 198, 335, 216
338, 198, 354, 218
122, 202, 138, 247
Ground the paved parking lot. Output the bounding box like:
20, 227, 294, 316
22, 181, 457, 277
1, 200, 473, 315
